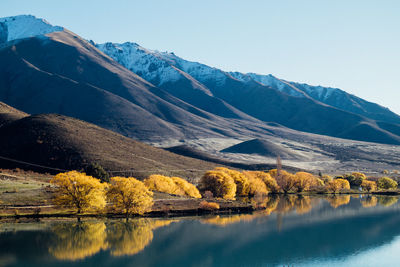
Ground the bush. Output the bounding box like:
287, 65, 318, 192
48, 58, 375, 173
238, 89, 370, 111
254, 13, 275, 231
144, 175, 184, 196
216, 167, 249, 196
171, 177, 202, 198
377, 177, 398, 190
343, 172, 366, 186
84, 163, 110, 183
361, 180, 377, 192
199, 171, 236, 200
199, 201, 220, 210
294, 172, 315, 192
326, 178, 350, 193
242, 171, 270, 196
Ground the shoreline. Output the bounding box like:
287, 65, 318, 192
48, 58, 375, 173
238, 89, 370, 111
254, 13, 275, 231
1, 191, 399, 220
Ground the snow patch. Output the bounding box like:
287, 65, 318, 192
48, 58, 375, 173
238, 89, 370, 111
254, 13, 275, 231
0, 15, 63, 43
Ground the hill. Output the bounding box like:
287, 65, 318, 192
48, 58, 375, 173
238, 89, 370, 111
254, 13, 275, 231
220, 139, 305, 160
0, 113, 219, 181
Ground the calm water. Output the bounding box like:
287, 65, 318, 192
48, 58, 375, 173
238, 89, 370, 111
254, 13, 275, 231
1, 195, 400, 267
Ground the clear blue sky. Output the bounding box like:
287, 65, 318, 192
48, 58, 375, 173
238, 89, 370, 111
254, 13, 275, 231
2, 0, 400, 114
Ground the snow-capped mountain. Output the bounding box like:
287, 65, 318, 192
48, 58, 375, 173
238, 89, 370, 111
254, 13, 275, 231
2, 15, 400, 147
96, 41, 400, 125
0, 15, 63, 43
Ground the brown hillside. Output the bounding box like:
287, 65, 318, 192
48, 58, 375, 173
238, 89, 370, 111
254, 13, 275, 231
0, 113, 218, 181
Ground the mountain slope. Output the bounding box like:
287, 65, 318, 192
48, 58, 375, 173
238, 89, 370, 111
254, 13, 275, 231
0, 113, 218, 180
96, 42, 400, 145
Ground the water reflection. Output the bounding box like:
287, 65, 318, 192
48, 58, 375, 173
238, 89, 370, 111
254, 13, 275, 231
49, 222, 107, 260
2, 195, 400, 266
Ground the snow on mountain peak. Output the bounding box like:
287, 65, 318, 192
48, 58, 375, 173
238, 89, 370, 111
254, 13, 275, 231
0, 15, 63, 43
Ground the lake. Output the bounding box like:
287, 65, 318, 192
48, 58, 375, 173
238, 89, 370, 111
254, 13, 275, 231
1, 195, 400, 266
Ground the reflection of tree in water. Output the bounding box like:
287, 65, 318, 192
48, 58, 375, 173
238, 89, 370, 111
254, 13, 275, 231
326, 195, 350, 208
295, 196, 313, 214
48, 219, 176, 260
378, 196, 398, 207
200, 214, 256, 226
106, 219, 176, 257
49, 221, 108, 260
361, 196, 378, 208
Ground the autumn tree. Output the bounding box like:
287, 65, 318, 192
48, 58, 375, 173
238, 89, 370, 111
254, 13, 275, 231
107, 177, 153, 218
278, 172, 297, 193
215, 167, 250, 196
50, 171, 106, 214
326, 178, 350, 193
377, 177, 398, 190
144, 174, 184, 196
171, 177, 202, 198
244, 171, 279, 193
361, 180, 377, 192
199, 170, 236, 200
294, 172, 315, 192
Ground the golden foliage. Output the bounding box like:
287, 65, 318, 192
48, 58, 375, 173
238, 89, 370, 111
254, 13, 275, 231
144, 175, 201, 198
49, 221, 108, 260
199, 170, 236, 200
326, 178, 350, 193
171, 177, 202, 198
321, 175, 332, 184
294, 172, 315, 192
244, 171, 278, 194
216, 167, 250, 196
361, 196, 378, 208
199, 200, 220, 210
361, 180, 377, 192
277, 172, 297, 193
144, 174, 184, 196
107, 177, 153, 216
326, 195, 350, 208
352, 172, 367, 180
50, 171, 106, 213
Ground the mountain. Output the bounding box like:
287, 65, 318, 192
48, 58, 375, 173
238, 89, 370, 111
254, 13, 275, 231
96, 41, 400, 145
1, 15, 400, 174
0, 107, 219, 180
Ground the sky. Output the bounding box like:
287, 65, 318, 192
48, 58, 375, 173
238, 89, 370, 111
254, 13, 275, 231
1, 0, 400, 114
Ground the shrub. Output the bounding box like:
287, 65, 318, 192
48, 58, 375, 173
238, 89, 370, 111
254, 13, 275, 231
216, 167, 249, 196
294, 172, 315, 192
361, 180, 377, 192
144, 175, 184, 196
171, 177, 202, 198
343, 172, 366, 186
278, 172, 297, 193
377, 177, 398, 190
321, 175, 332, 184
242, 171, 270, 196
199, 171, 236, 200
244, 171, 279, 193
199, 201, 220, 210
107, 177, 153, 217
84, 163, 110, 183
326, 178, 350, 193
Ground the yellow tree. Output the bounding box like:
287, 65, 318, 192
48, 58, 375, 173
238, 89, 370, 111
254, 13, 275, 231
216, 167, 250, 196
294, 172, 315, 192
326, 178, 350, 193
50, 171, 106, 214
171, 177, 202, 198
278, 172, 297, 193
144, 174, 184, 195
199, 170, 236, 200
244, 171, 280, 193
107, 177, 153, 218
361, 180, 377, 192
